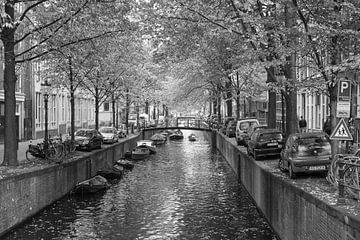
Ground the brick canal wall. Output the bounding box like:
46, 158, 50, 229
0, 135, 140, 237
215, 131, 360, 240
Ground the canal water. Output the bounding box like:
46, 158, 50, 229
4, 130, 278, 240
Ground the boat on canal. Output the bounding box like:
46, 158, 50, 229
116, 158, 135, 170
169, 130, 184, 140
136, 140, 157, 154
97, 165, 124, 180
188, 133, 197, 141
72, 175, 110, 194
150, 133, 167, 145
131, 146, 151, 160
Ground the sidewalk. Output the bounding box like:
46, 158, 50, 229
0, 131, 140, 165
0, 139, 44, 165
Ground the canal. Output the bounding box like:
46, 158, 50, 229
4, 130, 278, 240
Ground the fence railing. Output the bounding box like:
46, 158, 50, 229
327, 154, 360, 203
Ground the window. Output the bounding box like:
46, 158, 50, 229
35, 92, 41, 125
104, 102, 110, 112
52, 94, 56, 126
61, 95, 64, 122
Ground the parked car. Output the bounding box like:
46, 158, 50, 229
99, 127, 119, 144
235, 118, 259, 145
225, 120, 237, 138
279, 132, 332, 179
221, 117, 237, 134
247, 128, 283, 160
243, 124, 268, 147
74, 129, 104, 151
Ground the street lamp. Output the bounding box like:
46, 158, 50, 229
41, 80, 51, 149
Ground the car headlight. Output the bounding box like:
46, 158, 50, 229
83, 140, 89, 144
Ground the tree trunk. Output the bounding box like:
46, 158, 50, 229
226, 79, 232, 117
283, 2, 297, 137
1, 3, 17, 166
125, 88, 129, 134
284, 89, 297, 137
236, 93, 240, 119
112, 94, 116, 127
69, 56, 75, 141
329, 84, 338, 156
95, 87, 99, 130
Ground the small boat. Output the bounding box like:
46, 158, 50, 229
188, 134, 197, 141
169, 130, 184, 140
150, 133, 167, 145
116, 158, 135, 170
97, 165, 124, 180
124, 150, 132, 159
73, 175, 110, 194
136, 140, 156, 154
131, 146, 150, 160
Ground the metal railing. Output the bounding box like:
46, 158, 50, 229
327, 154, 360, 203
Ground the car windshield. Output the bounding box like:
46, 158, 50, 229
100, 128, 114, 133
240, 121, 257, 130
75, 130, 93, 138
259, 132, 282, 141
297, 136, 328, 146
296, 136, 331, 156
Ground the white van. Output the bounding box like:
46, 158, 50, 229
235, 118, 259, 146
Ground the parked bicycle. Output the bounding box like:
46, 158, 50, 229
26, 137, 64, 163
61, 135, 77, 155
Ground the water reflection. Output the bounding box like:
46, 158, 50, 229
4, 130, 277, 240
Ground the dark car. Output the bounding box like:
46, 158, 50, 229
225, 120, 237, 138
279, 132, 332, 179
247, 128, 283, 160
74, 129, 104, 151
221, 117, 236, 134
243, 124, 268, 147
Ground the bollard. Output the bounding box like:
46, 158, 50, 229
337, 159, 346, 205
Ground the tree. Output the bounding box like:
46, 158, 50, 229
291, 0, 360, 154
1, 0, 132, 166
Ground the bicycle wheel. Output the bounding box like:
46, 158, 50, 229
69, 140, 76, 152
45, 144, 64, 162
26, 150, 37, 162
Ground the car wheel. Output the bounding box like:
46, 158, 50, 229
279, 159, 286, 172
289, 164, 296, 179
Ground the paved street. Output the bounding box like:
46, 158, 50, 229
0, 131, 139, 165
0, 139, 44, 165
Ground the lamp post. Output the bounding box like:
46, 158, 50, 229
41, 80, 51, 149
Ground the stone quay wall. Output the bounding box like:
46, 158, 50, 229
215, 131, 360, 240
0, 135, 140, 237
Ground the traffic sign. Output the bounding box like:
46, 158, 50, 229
338, 79, 351, 102
336, 101, 350, 118
329, 118, 353, 141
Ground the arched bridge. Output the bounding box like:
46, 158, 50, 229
141, 126, 213, 140
139, 116, 213, 139
142, 126, 212, 132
